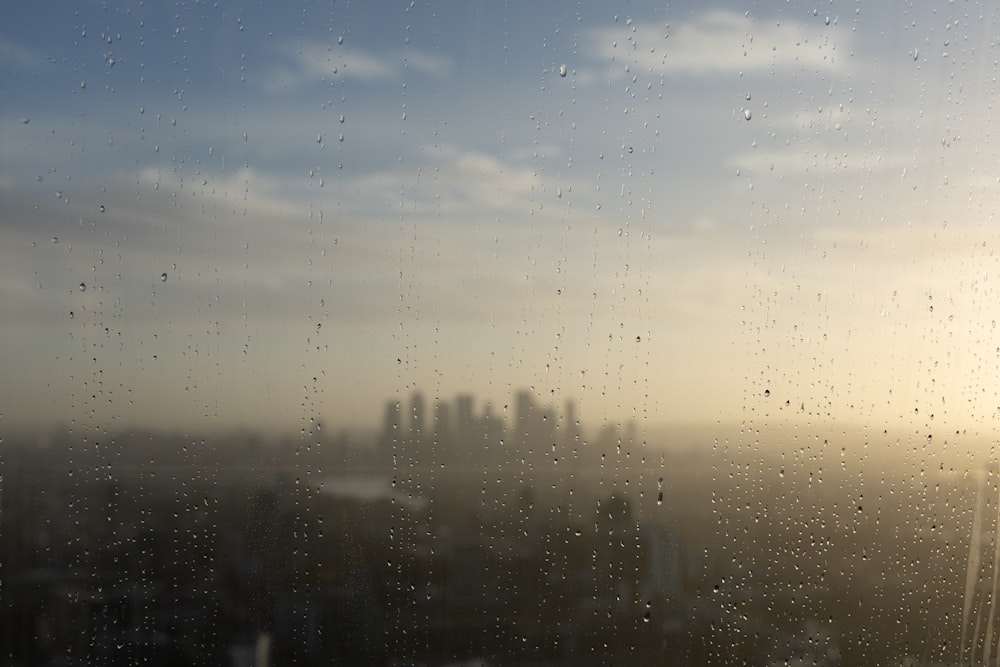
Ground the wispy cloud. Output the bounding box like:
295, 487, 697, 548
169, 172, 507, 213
403, 50, 454, 78
261, 40, 453, 93
0, 36, 50, 69
727, 146, 910, 176
343, 144, 547, 218
587, 10, 849, 78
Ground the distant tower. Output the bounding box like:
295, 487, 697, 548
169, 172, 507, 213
481, 401, 505, 459
514, 390, 537, 452
563, 399, 582, 450
539, 406, 557, 454
378, 400, 401, 454
455, 393, 475, 447
624, 418, 638, 448
434, 399, 453, 457
410, 392, 426, 460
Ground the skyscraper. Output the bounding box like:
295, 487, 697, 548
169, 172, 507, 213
409, 391, 427, 465
378, 400, 402, 455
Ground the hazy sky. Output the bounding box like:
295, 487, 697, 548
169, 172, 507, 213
3, 1, 999, 437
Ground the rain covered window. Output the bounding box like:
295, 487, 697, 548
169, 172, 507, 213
2, 2, 999, 665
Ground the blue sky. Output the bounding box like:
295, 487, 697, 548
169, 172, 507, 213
3, 1, 999, 440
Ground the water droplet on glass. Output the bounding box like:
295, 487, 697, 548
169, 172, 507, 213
21, 116, 30, 124
339, 114, 345, 123
80, 81, 86, 89
558, 64, 568, 77
763, 389, 770, 397
160, 272, 168, 282
338, 35, 344, 45
79, 282, 86, 292
744, 108, 752, 121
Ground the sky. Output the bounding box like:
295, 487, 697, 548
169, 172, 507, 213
3, 0, 1000, 440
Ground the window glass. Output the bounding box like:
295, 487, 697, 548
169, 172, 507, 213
0, 2, 993, 665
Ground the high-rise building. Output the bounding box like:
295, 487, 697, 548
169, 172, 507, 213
378, 400, 402, 454
408, 391, 427, 465
563, 399, 582, 450
455, 393, 475, 447
481, 401, 505, 461
514, 390, 537, 453
433, 400, 453, 455
410, 392, 426, 445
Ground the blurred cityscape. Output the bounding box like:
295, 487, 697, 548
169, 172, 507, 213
0, 389, 991, 665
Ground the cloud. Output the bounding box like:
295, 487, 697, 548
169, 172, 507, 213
342, 144, 549, 219
261, 40, 453, 92
508, 144, 564, 163
0, 36, 50, 69
0, 142, 589, 334
403, 51, 454, 78
727, 146, 910, 176
587, 10, 849, 78
0, 165, 327, 326
767, 105, 852, 133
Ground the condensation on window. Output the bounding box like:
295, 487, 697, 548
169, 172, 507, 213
0, 2, 995, 665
